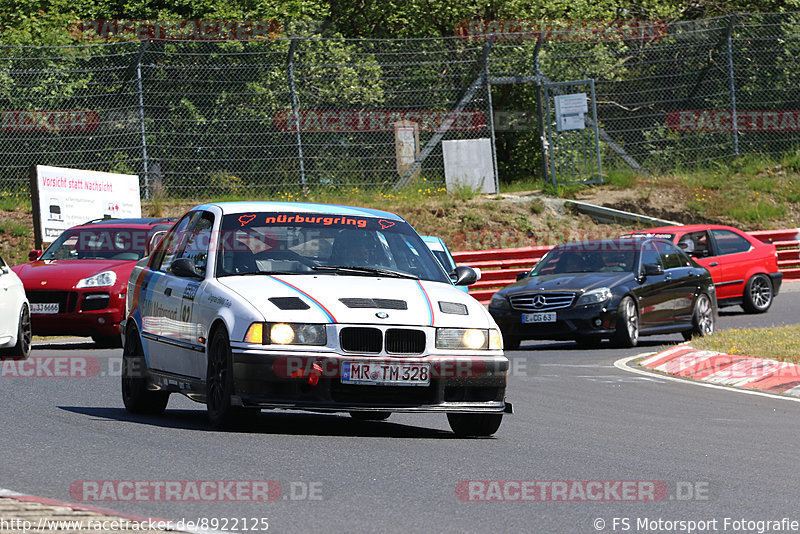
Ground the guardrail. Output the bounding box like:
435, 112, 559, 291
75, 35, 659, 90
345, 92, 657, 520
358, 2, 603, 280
453, 228, 800, 304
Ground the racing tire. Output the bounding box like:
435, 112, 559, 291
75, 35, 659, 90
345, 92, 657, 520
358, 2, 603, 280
207, 327, 237, 428
349, 411, 391, 421
1, 304, 31, 360
742, 274, 773, 314
447, 413, 503, 437
92, 334, 123, 348
612, 296, 639, 348
121, 326, 169, 415
682, 294, 715, 341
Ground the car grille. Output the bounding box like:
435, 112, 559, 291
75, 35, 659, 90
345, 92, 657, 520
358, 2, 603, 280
81, 293, 110, 311
26, 290, 78, 313
339, 327, 427, 354
385, 329, 425, 354
510, 292, 575, 312
340, 327, 383, 353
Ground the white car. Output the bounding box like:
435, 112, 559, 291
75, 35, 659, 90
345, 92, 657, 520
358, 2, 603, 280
122, 202, 511, 436
0, 255, 31, 359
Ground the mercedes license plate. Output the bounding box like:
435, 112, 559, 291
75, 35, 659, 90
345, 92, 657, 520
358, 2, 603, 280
522, 312, 556, 323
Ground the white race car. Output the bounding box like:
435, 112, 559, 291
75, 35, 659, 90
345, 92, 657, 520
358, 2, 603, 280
0, 255, 31, 360
122, 202, 511, 436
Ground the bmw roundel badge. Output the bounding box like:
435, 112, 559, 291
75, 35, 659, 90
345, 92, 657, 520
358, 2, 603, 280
376, 312, 389, 319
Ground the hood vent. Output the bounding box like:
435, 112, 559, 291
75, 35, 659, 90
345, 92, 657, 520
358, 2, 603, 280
339, 298, 407, 310
438, 301, 468, 315
269, 297, 310, 310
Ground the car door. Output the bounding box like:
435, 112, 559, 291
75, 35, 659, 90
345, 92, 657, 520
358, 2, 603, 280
174, 210, 215, 378
140, 212, 197, 377
676, 230, 724, 291
0, 256, 14, 339
661, 242, 702, 323
657, 241, 699, 323
707, 229, 754, 300
635, 241, 670, 328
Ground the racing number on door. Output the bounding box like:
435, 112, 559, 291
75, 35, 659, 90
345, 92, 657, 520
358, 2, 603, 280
180, 303, 191, 324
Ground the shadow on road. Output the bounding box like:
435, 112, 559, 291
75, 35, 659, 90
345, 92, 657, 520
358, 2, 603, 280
32, 342, 104, 351
57, 406, 474, 439
514, 338, 682, 352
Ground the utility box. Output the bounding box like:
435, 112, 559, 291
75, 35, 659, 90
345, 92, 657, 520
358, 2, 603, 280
394, 120, 420, 180
442, 138, 496, 194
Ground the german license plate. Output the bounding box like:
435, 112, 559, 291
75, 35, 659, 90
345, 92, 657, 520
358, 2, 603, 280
31, 302, 59, 314
341, 361, 430, 386
522, 312, 556, 323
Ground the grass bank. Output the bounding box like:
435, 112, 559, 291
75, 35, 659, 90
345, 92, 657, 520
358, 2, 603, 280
689, 324, 800, 365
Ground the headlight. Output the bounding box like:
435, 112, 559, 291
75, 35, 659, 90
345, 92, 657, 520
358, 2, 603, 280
489, 329, 502, 350
243, 323, 327, 346
76, 270, 117, 288
576, 287, 611, 306
489, 294, 511, 310
436, 328, 489, 350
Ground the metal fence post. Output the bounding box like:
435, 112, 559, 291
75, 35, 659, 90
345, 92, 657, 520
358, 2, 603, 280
287, 38, 307, 194
135, 41, 150, 200
484, 38, 499, 193
533, 31, 549, 184
726, 14, 740, 157
394, 41, 493, 191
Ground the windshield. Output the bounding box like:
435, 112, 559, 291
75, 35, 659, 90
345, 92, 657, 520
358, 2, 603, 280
216, 212, 450, 283
40, 228, 154, 261
531, 245, 638, 275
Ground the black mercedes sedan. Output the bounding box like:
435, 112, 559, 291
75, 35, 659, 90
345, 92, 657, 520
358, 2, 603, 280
488, 237, 718, 349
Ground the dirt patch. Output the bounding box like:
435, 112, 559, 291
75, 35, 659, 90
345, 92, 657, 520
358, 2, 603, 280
572, 185, 716, 225
0, 208, 35, 266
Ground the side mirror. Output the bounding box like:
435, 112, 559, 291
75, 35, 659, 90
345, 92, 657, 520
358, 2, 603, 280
642, 263, 664, 276
452, 265, 478, 286
29, 250, 42, 262
516, 271, 529, 281
147, 231, 168, 255
170, 258, 201, 279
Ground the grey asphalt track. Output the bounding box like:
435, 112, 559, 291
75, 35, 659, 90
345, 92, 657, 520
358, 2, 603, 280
2, 287, 799, 533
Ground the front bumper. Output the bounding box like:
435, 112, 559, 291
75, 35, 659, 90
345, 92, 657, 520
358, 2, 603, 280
769, 271, 783, 296
27, 289, 125, 338
230, 349, 510, 414
489, 304, 618, 341
30, 309, 123, 337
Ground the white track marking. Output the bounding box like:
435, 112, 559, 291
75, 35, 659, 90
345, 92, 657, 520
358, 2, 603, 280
614, 354, 800, 404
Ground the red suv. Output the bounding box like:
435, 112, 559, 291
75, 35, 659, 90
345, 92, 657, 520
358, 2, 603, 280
625, 225, 782, 313
12, 218, 175, 346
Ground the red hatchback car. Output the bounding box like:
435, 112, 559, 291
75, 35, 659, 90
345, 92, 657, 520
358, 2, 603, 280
12, 217, 175, 346
625, 225, 782, 313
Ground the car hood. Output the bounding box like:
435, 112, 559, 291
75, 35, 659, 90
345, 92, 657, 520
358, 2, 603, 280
500, 272, 634, 296
12, 259, 134, 289
218, 274, 494, 328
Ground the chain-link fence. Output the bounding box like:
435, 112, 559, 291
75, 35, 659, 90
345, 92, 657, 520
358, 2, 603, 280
2, 12, 800, 198
489, 12, 800, 178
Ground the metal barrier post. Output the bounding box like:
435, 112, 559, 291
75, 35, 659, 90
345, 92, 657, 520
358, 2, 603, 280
135, 41, 150, 201
288, 38, 307, 194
